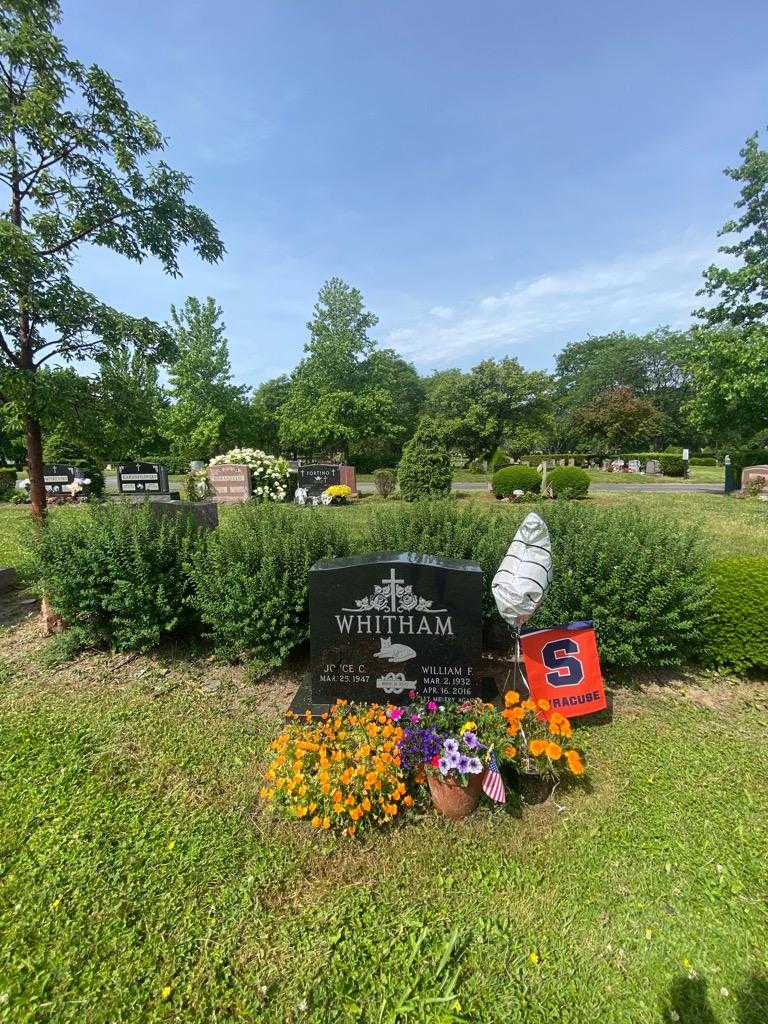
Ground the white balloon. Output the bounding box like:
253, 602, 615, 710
492, 511, 552, 625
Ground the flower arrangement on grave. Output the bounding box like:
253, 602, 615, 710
323, 483, 353, 505
186, 467, 210, 501
392, 694, 586, 817
208, 447, 289, 502
260, 700, 411, 836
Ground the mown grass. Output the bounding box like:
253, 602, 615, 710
0, 631, 765, 1023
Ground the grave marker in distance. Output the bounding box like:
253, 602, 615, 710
308, 551, 483, 713
208, 463, 252, 504
741, 465, 768, 493
117, 462, 169, 495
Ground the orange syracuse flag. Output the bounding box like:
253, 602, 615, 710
519, 620, 607, 718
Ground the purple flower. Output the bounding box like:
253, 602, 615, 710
447, 749, 461, 768
426, 701, 438, 711
457, 754, 472, 774
410, 713, 421, 724
438, 757, 451, 775
389, 708, 403, 721
462, 731, 481, 750
443, 738, 459, 755
467, 757, 484, 775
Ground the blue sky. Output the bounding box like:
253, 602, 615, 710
63, 0, 768, 387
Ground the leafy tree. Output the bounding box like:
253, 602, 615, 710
696, 130, 768, 327
249, 374, 292, 453
679, 327, 768, 444
162, 297, 247, 467
279, 278, 418, 462
0, 2, 223, 515
554, 329, 693, 445
423, 358, 552, 462
569, 385, 667, 451
95, 343, 168, 462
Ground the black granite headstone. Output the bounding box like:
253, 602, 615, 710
309, 552, 483, 711
117, 462, 169, 495
42, 464, 80, 495
297, 463, 341, 497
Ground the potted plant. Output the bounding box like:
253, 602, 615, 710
500, 690, 586, 802
322, 483, 353, 505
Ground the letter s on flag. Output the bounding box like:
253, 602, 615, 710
520, 621, 607, 718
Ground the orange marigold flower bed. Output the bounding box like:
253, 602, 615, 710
261, 701, 406, 833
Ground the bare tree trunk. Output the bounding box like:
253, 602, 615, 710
25, 414, 46, 521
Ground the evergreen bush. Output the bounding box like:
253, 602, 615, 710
659, 454, 685, 477
396, 421, 452, 501
702, 557, 768, 672
0, 468, 15, 501
373, 468, 397, 499
492, 465, 541, 497
38, 502, 203, 652
189, 503, 350, 675
546, 466, 590, 498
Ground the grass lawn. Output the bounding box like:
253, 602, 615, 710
0, 616, 765, 1023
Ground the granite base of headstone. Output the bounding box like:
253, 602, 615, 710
296, 551, 484, 716
148, 499, 219, 530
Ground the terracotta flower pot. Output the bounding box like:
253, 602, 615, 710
428, 770, 484, 820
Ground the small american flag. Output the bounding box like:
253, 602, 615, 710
482, 750, 506, 804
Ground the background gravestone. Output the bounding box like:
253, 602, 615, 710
297, 463, 341, 497
42, 464, 83, 495
117, 462, 169, 495
208, 463, 252, 504
308, 552, 483, 712
741, 465, 768, 492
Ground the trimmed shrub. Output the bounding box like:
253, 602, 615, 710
189, 503, 351, 674
690, 457, 717, 466
492, 465, 541, 497
546, 466, 590, 498
397, 421, 452, 501
373, 468, 397, 499
702, 557, 768, 672
360, 500, 713, 667
0, 468, 16, 501
490, 450, 511, 473
38, 502, 203, 652
659, 454, 685, 477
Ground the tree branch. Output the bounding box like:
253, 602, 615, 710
32, 209, 136, 257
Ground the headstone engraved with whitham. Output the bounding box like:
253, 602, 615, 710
117, 462, 169, 495
308, 552, 483, 713
208, 463, 252, 504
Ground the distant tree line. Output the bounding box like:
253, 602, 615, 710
2, 3, 766, 506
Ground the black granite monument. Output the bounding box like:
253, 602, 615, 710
306, 552, 483, 713
117, 462, 170, 495
297, 463, 341, 497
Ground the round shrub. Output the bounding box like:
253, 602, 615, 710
38, 502, 203, 652
546, 466, 590, 499
702, 557, 768, 672
492, 465, 541, 497
659, 455, 685, 477
397, 421, 452, 501
189, 503, 350, 675
373, 468, 397, 499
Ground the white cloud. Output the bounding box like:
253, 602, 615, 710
384, 238, 716, 368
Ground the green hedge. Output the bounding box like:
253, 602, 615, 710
492, 465, 541, 496
362, 500, 713, 668
702, 557, 768, 672
546, 466, 590, 498
38, 502, 203, 652
659, 455, 685, 477
188, 504, 350, 675
0, 468, 16, 501
690, 457, 717, 466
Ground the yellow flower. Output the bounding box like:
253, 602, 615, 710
460, 721, 477, 733
529, 951, 540, 965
